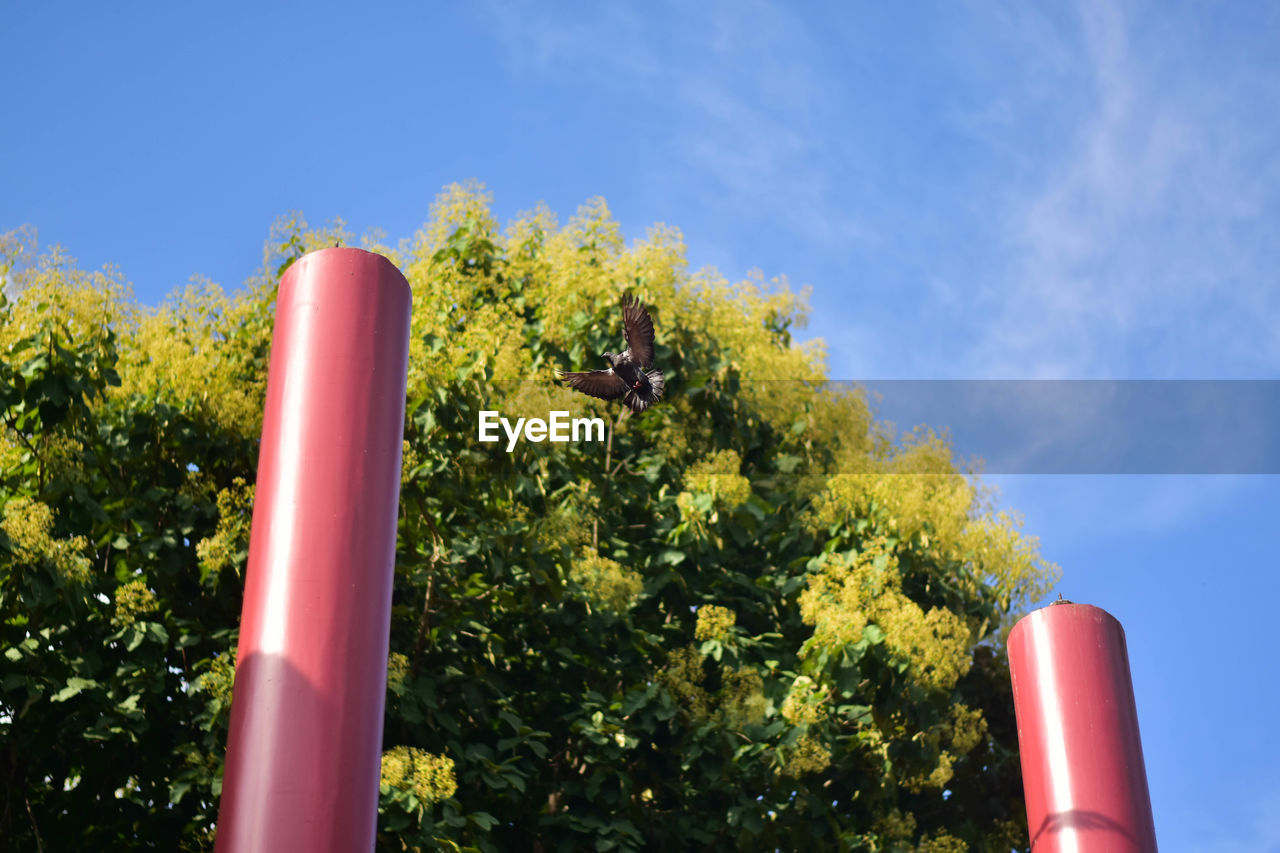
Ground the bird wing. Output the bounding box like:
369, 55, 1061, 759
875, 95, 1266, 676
558, 368, 627, 401
621, 296, 656, 368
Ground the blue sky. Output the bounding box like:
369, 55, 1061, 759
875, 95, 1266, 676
5, 2, 1279, 848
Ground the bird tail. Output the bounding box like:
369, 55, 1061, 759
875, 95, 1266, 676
624, 369, 665, 413
646, 368, 665, 400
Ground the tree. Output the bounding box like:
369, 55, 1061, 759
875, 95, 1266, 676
0, 184, 1056, 851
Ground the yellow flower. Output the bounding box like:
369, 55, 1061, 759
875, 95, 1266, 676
380, 747, 457, 805
1, 497, 91, 584
114, 579, 157, 625
570, 548, 643, 613
694, 605, 735, 642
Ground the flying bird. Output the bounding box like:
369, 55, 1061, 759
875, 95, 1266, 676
558, 295, 666, 413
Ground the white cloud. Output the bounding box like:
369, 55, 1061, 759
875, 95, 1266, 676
967, 0, 1280, 378
476, 0, 1280, 382
986, 475, 1250, 547
478, 0, 657, 78
475, 0, 877, 257
1186, 782, 1280, 853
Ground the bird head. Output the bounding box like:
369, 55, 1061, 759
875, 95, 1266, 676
601, 351, 615, 364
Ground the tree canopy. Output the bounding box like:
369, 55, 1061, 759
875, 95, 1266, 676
0, 184, 1057, 851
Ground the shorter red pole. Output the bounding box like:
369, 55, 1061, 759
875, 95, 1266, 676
1008, 601, 1158, 852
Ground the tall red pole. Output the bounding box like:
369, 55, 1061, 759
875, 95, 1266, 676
1008, 602, 1158, 852
214, 248, 411, 853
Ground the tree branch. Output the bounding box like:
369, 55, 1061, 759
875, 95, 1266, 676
25, 794, 44, 853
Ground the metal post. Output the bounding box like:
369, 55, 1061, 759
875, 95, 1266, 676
214, 248, 411, 852
1008, 601, 1158, 852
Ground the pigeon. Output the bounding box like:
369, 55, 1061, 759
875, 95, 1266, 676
558, 295, 666, 413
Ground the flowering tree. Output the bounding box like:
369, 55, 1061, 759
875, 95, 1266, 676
0, 186, 1055, 851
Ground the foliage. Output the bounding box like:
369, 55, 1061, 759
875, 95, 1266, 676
0, 186, 1056, 851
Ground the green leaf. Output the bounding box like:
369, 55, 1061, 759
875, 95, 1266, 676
659, 548, 686, 566
776, 453, 803, 473
169, 779, 193, 805
124, 624, 145, 652
52, 677, 98, 703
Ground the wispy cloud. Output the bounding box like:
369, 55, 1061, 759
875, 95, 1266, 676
475, 0, 876, 256
966, 0, 1280, 378
478, 1, 657, 78
986, 474, 1249, 543
477, 0, 1280, 383
1187, 782, 1280, 853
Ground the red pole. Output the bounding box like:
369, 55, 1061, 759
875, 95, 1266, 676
214, 248, 411, 853
1008, 601, 1158, 852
